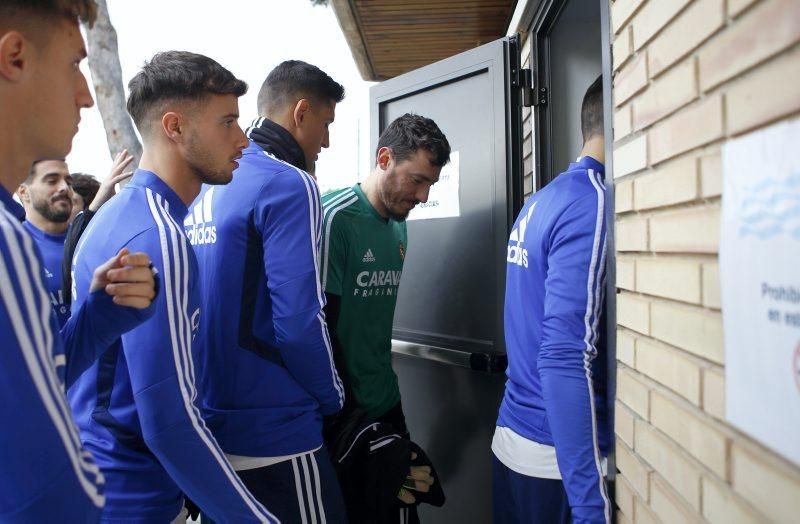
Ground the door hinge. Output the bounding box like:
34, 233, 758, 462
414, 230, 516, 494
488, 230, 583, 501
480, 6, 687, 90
513, 68, 547, 107
512, 68, 533, 107
534, 85, 548, 107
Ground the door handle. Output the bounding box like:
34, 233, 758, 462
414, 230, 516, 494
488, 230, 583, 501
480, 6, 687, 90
391, 340, 507, 373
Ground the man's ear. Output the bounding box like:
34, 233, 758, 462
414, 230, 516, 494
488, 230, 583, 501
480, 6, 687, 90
17, 183, 30, 203
376, 146, 393, 171
292, 99, 311, 129
0, 31, 28, 82
161, 112, 183, 142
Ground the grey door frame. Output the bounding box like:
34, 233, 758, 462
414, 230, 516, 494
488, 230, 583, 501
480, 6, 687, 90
600, 0, 618, 490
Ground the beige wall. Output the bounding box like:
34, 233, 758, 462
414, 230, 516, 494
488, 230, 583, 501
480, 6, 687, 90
611, 0, 800, 522
518, 0, 800, 520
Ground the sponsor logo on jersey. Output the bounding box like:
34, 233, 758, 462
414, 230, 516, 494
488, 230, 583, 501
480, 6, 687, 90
507, 201, 537, 268
43, 264, 68, 317
185, 187, 217, 245
49, 289, 66, 310
362, 248, 376, 263
353, 269, 402, 297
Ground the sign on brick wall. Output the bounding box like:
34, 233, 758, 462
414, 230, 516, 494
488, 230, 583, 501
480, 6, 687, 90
721, 118, 800, 466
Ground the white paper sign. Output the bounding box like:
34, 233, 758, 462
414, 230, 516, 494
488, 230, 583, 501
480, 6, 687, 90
407, 151, 460, 221
721, 118, 800, 466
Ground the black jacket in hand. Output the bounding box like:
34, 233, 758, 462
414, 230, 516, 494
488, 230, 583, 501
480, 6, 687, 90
325, 408, 445, 524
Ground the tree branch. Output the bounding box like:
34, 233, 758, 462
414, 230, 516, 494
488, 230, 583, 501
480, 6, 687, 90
84, 0, 142, 172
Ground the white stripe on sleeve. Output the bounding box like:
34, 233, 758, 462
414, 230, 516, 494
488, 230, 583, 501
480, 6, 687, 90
0, 213, 104, 506
321, 191, 357, 289
294, 168, 345, 403
257, 154, 345, 404
145, 189, 275, 522
581, 170, 611, 523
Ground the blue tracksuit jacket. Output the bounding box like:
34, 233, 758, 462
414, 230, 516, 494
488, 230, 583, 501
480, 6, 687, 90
22, 221, 70, 327
497, 156, 611, 523
1, 185, 154, 523
68, 170, 276, 523
187, 141, 344, 458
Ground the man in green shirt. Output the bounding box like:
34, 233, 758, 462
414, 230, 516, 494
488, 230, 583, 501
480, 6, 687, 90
322, 113, 450, 423
321, 114, 450, 517
321, 180, 407, 420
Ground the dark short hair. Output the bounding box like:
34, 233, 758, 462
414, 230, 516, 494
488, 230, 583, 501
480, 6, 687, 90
26, 161, 41, 183
257, 60, 345, 115
70, 173, 100, 208
26, 158, 66, 183
127, 51, 248, 134
0, 0, 97, 28
376, 114, 451, 167
581, 75, 604, 142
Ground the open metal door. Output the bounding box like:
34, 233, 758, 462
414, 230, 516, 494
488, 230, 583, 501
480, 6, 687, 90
370, 36, 527, 523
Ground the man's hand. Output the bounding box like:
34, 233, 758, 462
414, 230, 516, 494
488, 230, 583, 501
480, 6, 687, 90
89, 149, 134, 212
397, 452, 434, 504
90, 248, 157, 308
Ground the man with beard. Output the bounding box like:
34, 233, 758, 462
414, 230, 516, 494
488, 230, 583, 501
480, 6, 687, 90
188, 59, 347, 523
69, 51, 276, 523
0, 1, 158, 521
321, 113, 450, 522
18, 159, 74, 326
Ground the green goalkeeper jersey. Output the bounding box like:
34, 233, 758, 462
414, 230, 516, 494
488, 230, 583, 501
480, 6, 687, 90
321, 183, 407, 419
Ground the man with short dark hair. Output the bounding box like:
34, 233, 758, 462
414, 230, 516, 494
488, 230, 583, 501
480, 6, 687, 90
254, 60, 344, 171
70, 173, 100, 215
0, 1, 158, 521
322, 113, 450, 425
321, 113, 450, 522
188, 59, 347, 522
18, 159, 74, 326
69, 150, 134, 220
492, 75, 610, 524
69, 51, 276, 523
